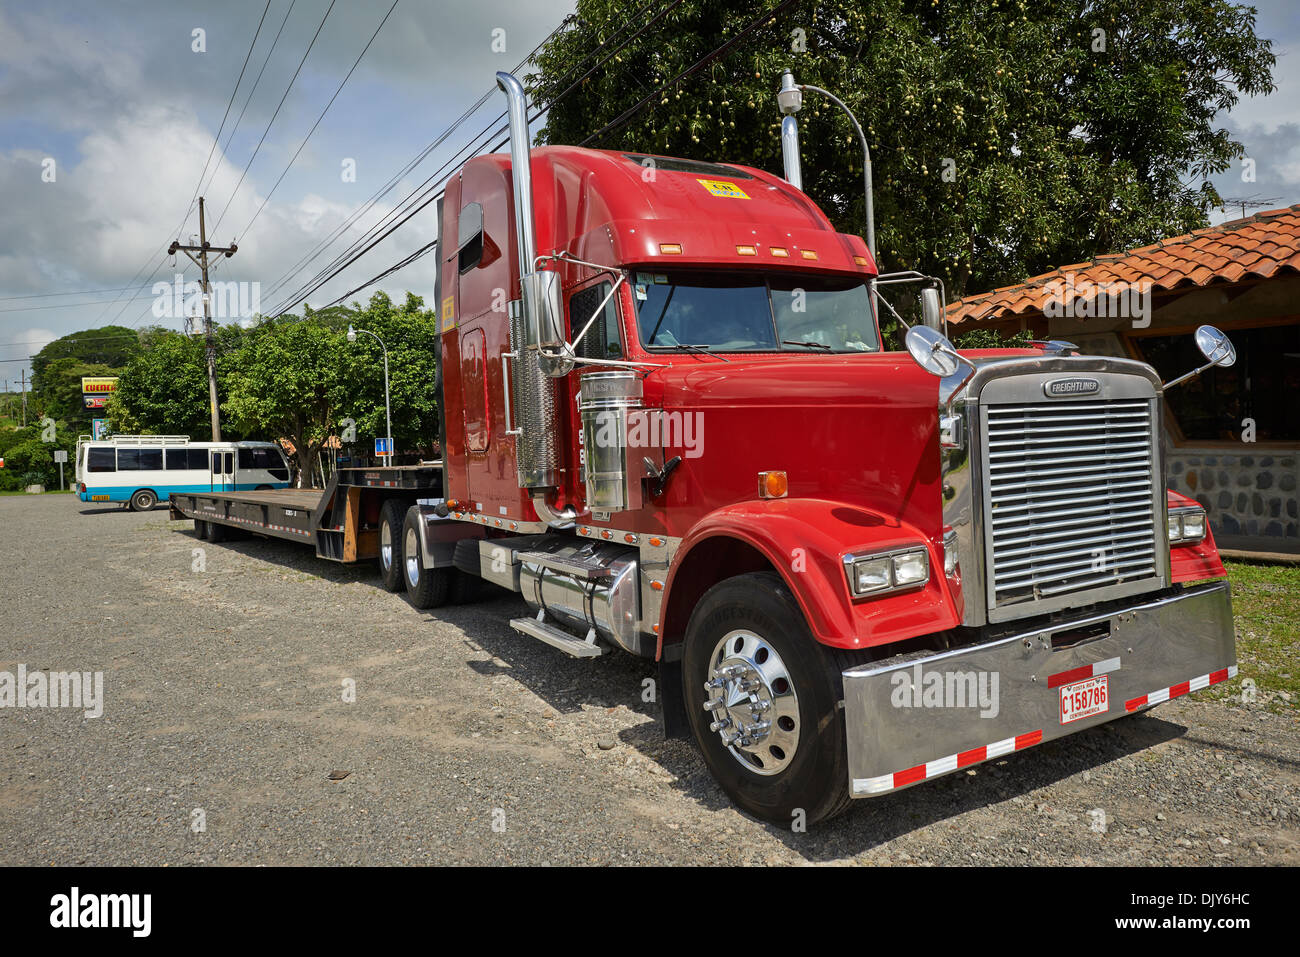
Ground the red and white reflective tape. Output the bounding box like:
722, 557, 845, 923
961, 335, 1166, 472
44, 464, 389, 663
1047, 656, 1121, 689
1125, 664, 1237, 712
852, 729, 1043, 796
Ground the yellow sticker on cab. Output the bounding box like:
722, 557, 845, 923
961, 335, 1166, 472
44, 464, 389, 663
697, 179, 749, 199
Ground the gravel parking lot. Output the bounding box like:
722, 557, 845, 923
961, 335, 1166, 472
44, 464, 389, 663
1, 494, 1296, 865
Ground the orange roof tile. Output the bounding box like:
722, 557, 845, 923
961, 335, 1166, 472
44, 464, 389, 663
947, 204, 1300, 324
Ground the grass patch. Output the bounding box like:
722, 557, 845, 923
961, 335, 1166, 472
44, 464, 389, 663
1209, 560, 1300, 710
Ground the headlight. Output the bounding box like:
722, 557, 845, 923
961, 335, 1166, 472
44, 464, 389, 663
1168, 506, 1207, 545
843, 546, 930, 598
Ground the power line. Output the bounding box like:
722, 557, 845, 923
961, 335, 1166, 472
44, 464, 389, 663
234, 0, 401, 245
197, 0, 300, 204
90, 2, 275, 330
209, 0, 338, 237
301, 0, 799, 311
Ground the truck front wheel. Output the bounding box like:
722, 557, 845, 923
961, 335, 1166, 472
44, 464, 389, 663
683, 571, 856, 826
401, 509, 452, 609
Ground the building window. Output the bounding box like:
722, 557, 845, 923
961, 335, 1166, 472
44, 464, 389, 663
1131, 323, 1300, 443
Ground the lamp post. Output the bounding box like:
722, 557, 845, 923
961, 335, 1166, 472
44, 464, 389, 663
778, 69, 876, 264
347, 325, 392, 459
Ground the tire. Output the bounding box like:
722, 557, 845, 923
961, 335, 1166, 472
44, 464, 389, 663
255, 484, 273, 491
192, 519, 209, 538
682, 571, 861, 826
202, 519, 227, 543
378, 500, 406, 592
401, 508, 452, 609
129, 489, 157, 512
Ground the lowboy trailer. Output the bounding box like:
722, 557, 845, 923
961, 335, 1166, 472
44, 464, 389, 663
169, 71, 1240, 825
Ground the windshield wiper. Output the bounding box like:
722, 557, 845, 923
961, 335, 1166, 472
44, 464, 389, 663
658, 343, 730, 362
782, 339, 833, 350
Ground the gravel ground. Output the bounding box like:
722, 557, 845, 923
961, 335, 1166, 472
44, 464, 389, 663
1, 494, 1296, 865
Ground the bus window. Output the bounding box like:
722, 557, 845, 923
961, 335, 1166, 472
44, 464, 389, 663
88, 448, 115, 472
187, 449, 207, 469
165, 449, 187, 470
239, 447, 289, 480
118, 449, 163, 471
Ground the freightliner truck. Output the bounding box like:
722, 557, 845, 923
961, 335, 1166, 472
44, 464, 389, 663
170, 71, 1239, 824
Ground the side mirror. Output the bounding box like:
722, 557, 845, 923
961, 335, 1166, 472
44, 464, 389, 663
905, 325, 962, 377
919, 287, 943, 331
1164, 325, 1236, 390
906, 325, 977, 411
1195, 324, 1236, 368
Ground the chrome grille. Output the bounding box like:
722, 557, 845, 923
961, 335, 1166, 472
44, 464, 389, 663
984, 398, 1159, 609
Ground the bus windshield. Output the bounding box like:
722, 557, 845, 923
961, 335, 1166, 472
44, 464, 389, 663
631, 270, 879, 353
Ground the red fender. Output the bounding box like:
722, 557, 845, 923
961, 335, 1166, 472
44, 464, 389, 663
658, 498, 959, 656
1167, 489, 1228, 582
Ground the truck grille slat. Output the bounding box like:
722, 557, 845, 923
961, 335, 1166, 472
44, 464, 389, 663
984, 396, 1160, 609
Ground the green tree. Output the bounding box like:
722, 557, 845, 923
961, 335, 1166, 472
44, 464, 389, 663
531, 0, 1275, 298
108, 333, 213, 438
31, 325, 141, 396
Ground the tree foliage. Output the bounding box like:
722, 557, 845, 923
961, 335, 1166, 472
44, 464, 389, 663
531, 0, 1275, 298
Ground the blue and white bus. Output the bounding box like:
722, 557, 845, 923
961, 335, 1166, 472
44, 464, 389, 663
75, 435, 292, 511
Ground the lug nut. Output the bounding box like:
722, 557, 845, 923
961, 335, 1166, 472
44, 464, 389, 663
709, 719, 730, 733
703, 698, 724, 712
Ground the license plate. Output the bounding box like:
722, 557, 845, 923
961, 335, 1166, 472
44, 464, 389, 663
91, 495, 109, 501
1060, 675, 1109, 724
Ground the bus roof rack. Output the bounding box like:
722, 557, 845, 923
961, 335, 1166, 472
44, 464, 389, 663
89, 435, 192, 446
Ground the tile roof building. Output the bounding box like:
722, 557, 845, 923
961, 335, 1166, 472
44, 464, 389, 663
946, 205, 1300, 555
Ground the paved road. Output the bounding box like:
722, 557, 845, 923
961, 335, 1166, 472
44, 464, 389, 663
1, 495, 1295, 865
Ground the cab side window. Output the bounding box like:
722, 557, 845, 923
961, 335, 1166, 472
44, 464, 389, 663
570, 282, 624, 361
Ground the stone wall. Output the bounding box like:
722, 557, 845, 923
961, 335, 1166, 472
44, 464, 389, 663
1169, 450, 1299, 547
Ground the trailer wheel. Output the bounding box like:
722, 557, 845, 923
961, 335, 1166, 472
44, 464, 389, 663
202, 519, 227, 543
378, 500, 406, 592
129, 489, 157, 512
401, 509, 451, 609
682, 571, 858, 826
192, 519, 209, 538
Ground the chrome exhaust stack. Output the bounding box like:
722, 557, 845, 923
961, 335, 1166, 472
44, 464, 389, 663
496, 71, 560, 490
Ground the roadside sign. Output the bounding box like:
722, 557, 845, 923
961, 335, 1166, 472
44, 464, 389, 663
53, 450, 67, 463
92, 419, 109, 440
83, 395, 109, 409
375, 437, 393, 457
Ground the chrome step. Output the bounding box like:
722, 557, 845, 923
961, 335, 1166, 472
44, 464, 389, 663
509, 614, 604, 658
516, 550, 618, 580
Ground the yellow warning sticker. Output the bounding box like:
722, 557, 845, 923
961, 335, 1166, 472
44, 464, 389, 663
697, 178, 749, 199
441, 296, 456, 332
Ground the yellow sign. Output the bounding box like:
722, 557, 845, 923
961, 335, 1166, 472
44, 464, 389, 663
441, 296, 456, 332
697, 179, 749, 199
81, 376, 119, 394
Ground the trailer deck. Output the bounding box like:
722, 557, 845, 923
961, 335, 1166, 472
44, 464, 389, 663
170, 464, 443, 564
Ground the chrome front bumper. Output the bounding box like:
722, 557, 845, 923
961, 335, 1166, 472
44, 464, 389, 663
841, 582, 1236, 798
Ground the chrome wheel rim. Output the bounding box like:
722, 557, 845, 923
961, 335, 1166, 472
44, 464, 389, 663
404, 526, 420, 587
704, 629, 800, 776
380, 521, 392, 570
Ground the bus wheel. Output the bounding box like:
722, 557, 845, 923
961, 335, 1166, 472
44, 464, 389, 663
682, 571, 857, 827
130, 490, 157, 512
378, 500, 406, 592
401, 509, 451, 609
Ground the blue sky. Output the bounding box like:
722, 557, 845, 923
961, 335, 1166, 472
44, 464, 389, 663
0, 0, 1297, 388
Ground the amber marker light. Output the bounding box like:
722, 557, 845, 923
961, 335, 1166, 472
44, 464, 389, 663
758, 471, 789, 499
659, 243, 682, 254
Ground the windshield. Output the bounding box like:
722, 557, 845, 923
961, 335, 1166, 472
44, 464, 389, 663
631, 270, 879, 353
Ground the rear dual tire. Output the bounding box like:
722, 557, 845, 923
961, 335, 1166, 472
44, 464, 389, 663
378, 500, 406, 592
401, 508, 453, 609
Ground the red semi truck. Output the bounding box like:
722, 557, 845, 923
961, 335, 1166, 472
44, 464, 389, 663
171, 71, 1238, 824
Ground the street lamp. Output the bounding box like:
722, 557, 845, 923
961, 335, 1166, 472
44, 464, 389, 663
778, 69, 876, 264
347, 325, 392, 459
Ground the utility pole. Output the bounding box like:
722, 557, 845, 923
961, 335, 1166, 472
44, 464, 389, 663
20, 368, 27, 428
169, 197, 237, 440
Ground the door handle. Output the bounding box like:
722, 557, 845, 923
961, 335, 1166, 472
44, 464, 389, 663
502, 350, 521, 436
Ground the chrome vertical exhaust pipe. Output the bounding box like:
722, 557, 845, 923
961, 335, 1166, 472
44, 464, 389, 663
496, 71, 537, 279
